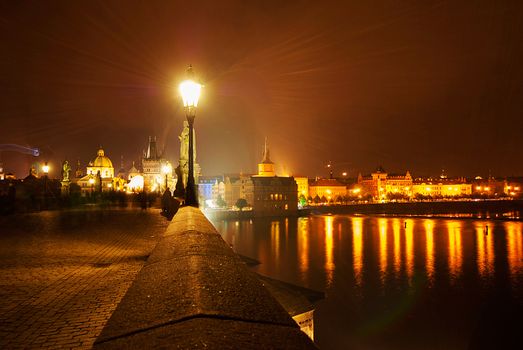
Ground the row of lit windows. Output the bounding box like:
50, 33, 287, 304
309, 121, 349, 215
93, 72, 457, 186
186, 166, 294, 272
269, 193, 286, 200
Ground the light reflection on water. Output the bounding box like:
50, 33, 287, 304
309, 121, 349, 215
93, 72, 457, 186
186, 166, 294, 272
392, 219, 401, 276
405, 219, 414, 284
298, 217, 309, 279
324, 216, 335, 286
213, 215, 523, 349
475, 222, 494, 278
352, 217, 363, 287
447, 221, 463, 280
378, 218, 387, 283
506, 221, 523, 278
424, 219, 435, 283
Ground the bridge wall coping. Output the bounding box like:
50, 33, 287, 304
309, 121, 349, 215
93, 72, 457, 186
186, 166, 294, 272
94, 207, 317, 349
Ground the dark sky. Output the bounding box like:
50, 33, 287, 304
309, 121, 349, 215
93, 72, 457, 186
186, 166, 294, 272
1, 0, 523, 179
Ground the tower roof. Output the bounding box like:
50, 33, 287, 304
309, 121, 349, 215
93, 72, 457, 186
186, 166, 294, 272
145, 136, 159, 160
261, 137, 273, 164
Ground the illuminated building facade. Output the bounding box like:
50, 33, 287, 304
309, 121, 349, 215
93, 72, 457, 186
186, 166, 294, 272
141, 136, 173, 193
206, 139, 298, 213
252, 176, 297, 215
412, 181, 472, 197
206, 174, 254, 208
223, 173, 254, 207
86, 147, 114, 179
472, 177, 505, 197
504, 178, 523, 197
294, 176, 309, 198
385, 171, 413, 197
252, 140, 297, 215
357, 167, 412, 200
198, 176, 222, 206
126, 161, 143, 192
308, 178, 346, 202
76, 147, 126, 195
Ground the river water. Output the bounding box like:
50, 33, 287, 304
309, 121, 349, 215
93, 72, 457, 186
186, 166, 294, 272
211, 215, 523, 350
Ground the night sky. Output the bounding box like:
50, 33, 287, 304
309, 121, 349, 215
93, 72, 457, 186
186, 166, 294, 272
1, 0, 523, 179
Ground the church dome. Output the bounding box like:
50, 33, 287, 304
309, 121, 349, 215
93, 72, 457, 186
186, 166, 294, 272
92, 147, 113, 168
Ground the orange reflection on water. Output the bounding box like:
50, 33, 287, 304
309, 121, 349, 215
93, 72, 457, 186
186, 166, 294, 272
475, 222, 494, 278
405, 219, 414, 282
325, 216, 335, 285
392, 219, 401, 275
379, 218, 388, 278
505, 222, 523, 277
424, 219, 435, 282
352, 217, 363, 286
271, 221, 280, 264
298, 218, 309, 276
447, 221, 462, 279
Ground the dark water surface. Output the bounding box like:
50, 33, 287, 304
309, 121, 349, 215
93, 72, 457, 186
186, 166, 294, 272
211, 215, 523, 350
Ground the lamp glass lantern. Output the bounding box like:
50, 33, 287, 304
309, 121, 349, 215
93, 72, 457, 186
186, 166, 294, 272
42, 162, 50, 174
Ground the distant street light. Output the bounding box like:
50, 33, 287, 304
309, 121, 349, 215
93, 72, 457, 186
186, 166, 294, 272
89, 177, 95, 195
162, 163, 172, 191
42, 162, 49, 209
179, 65, 202, 207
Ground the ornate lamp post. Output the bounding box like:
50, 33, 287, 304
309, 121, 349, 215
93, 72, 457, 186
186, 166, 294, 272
179, 65, 202, 207
162, 163, 172, 191
42, 162, 50, 209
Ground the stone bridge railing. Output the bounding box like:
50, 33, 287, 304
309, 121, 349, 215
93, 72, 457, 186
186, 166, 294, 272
94, 207, 317, 349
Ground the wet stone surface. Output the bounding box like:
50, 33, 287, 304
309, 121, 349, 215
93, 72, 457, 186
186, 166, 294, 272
0, 208, 167, 349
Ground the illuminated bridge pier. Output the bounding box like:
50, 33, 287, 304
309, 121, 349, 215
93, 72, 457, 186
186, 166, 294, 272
94, 207, 316, 349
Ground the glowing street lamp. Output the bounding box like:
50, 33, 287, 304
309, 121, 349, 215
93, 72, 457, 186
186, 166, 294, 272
89, 177, 95, 195
162, 163, 172, 191
179, 65, 202, 207
42, 162, 50, 209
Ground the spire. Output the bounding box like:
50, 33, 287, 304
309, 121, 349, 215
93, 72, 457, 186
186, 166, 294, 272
257, 137, 276, 177
146, 136, 158, 160
261, 137, 273, 164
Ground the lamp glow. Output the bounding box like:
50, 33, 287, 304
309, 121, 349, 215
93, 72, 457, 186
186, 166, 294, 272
42, 162, 50, 174
179, 80, 202, 108
162, 163, 172, 174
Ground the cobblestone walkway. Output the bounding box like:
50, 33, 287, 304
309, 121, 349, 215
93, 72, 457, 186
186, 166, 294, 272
0, 209, 167, 349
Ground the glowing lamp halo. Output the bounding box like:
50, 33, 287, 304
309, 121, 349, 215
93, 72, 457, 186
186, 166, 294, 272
162, 163, 172, 174
179, 80, 202, 108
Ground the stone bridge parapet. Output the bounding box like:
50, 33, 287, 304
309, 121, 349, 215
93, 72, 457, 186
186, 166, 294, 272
94, 207, 317, 349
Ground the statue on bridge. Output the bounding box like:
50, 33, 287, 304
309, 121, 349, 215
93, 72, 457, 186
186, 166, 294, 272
178, 121, 201, 187
62, 161, 71, 182
61, 160, 72, 196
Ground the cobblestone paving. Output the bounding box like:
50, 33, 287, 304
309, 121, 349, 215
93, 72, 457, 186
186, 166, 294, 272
0, 208, 168, 349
